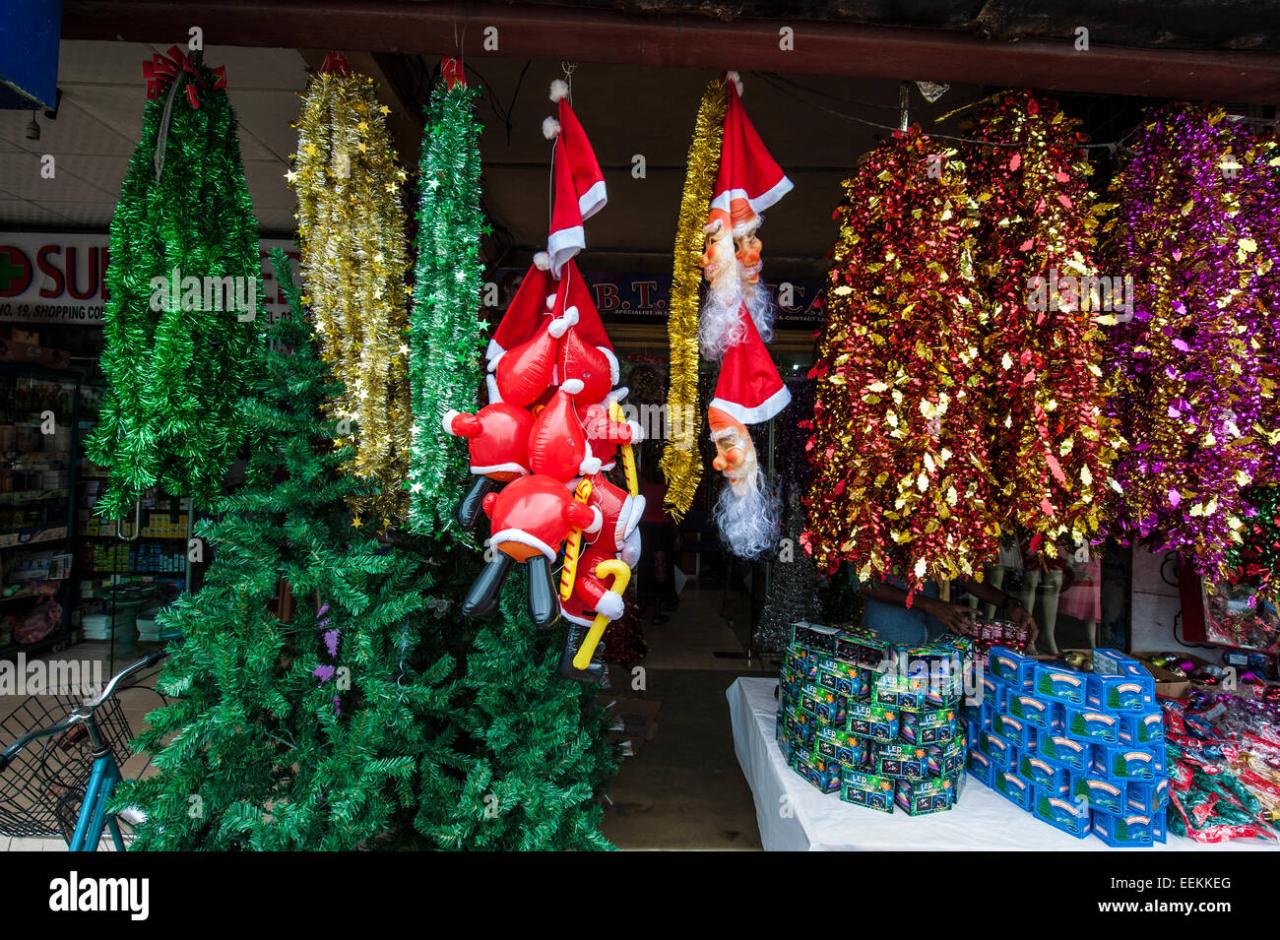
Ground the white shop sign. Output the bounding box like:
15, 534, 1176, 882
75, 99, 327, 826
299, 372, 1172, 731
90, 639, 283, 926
0, 232, 299, 325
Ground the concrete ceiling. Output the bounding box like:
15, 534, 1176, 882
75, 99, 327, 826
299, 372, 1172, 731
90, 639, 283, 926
3, 40, 1140, 281
0, 41, 306, 233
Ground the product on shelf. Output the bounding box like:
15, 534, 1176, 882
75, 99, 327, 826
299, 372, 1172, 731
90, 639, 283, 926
776, 620, 971, 815
965, 646, 1168, 846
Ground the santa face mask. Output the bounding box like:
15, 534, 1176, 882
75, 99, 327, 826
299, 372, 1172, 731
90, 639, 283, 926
735, 233, 762, 285
709, 408, 780, 559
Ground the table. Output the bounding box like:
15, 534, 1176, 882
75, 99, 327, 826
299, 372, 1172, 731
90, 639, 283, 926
727, 676, 1276, 852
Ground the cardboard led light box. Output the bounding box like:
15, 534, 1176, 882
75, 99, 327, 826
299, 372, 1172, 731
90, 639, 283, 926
895, 775, 957, 816
1091, 743, 1165, 781
980, 728, 1017, 770
989, 646, 1037, 689
816, 655, 870, 698
899, 706, 959, 744
872, 741, 930, 780
790, 744, 841, 794
1086, 672, 1156, 712
1117, 709, 1164, 746
1063, 705, 1122, 744
995, 769, 1034, 810
846, 700, 899, 742
927, 737, 967, 777
840, 769, 895, 813
1032, 789, 1091, 839
1034, 662, 1090, 705
1080, 775, 1127, 815
1006, 691, 1061, 731
798, 680, 847, 725
967, 747, 994, 786
1018, 752, 1070, 794
1037, 733, 1090, 772
814, 722, 868, 769
993, 711, 1036, 748
1125, 778, 1170, 814
1093, 810, 1165, 847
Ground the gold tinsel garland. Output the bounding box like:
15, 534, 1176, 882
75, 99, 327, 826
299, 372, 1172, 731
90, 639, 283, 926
290, 69, 412, 526
660, 81, 726, 519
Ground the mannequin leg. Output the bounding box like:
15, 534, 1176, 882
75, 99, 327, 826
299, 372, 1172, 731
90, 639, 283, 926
1039, 569, 1064, 655
1020, 570, 1042, 652
985, 565, 1005, 621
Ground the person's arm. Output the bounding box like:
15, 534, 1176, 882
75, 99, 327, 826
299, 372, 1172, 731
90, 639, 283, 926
860, 583, 975, 635
961, 577, 1039, 646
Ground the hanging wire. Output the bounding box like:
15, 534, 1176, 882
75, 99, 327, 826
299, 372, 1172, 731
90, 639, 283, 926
752, 71, 1278, 153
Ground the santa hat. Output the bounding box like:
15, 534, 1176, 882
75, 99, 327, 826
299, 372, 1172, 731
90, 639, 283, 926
706, 72, 793, 237
487, 260, 555, 365
708, 309, 790, 425
544, 81, 607, 277
553, 259, 613, 352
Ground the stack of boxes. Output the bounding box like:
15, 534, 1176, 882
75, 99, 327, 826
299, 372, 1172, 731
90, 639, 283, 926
776, 621, 972, 816
966, 646, 1169, 846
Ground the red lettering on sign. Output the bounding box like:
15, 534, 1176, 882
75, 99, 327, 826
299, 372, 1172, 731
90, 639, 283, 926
65, 246, 100, 300
37, 245, 64, 298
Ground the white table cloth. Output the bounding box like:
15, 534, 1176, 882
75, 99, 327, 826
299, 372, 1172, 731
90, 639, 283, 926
727, 676, 1276, 852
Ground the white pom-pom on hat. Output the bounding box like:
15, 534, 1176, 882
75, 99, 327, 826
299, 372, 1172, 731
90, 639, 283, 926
533, 251, 551, 271
725, 70, 743, 96
542, 116, 562, 140
562, 378, 586, 395
549, 79, 570, 102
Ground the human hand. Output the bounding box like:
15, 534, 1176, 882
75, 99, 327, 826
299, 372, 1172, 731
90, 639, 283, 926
1004, 598, 1040, 648
923, 598, 976, 636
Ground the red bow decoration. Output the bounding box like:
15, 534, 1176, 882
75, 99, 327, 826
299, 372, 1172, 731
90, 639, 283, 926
142, 45, 226, 109
441, 57, 466, 89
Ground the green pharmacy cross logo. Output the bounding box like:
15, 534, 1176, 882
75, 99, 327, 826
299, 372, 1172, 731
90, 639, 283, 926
0, 246, 33, 297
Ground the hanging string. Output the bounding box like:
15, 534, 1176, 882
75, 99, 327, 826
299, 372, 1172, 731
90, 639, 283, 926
753, 71, 1278, 153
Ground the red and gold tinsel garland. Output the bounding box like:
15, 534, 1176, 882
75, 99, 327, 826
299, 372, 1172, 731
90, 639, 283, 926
802, 128, 1000, 598
964, 90, 1120, 556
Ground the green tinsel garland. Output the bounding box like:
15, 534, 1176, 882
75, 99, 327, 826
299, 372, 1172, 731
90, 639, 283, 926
87, 56, 262, 520
406, 76, 488, 536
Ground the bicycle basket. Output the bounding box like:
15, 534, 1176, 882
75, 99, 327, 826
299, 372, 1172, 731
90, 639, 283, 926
0, 692, 134, 838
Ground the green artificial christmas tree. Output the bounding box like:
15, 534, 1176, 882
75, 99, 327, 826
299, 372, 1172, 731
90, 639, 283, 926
87, 50, 262, 519
407, 68, 489, 535
118, 253, 459, 850
412, 577, 616, 850
121, 253, 617, 850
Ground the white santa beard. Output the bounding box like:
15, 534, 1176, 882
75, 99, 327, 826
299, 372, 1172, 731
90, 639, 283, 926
743, 277, 775, 343
714, 464, 780, 560
699, 236, 745, 360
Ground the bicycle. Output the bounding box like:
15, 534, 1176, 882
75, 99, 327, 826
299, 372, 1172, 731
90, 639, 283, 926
0, 649, 167, 851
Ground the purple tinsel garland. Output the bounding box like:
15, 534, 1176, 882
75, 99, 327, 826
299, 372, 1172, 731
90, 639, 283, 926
1107, 106, 1276, 578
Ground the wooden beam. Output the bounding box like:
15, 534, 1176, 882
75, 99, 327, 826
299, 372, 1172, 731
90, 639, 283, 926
62, 0, 1280, 104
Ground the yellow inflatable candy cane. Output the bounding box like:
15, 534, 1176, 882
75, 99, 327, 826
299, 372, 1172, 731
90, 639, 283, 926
559, 477, 594, 603
571, 559, 631, 671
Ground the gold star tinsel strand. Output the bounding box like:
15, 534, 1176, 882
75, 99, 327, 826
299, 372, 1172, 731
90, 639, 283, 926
290, 69, 411, 524
963, 90, 1121, 556
802, 129, 1000, 600
660, 81, 726, 520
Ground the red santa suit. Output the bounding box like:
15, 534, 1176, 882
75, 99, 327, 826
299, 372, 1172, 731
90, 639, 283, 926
561, 473, 645, 627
